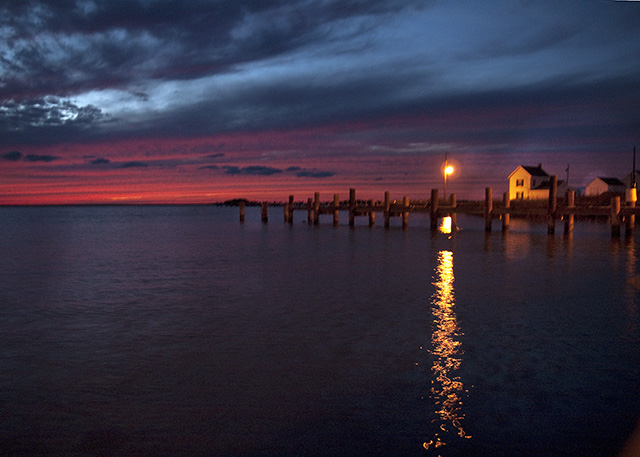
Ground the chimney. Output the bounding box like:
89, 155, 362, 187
537, 163, 542, 169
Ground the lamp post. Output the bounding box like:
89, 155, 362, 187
443, 152, 454, 200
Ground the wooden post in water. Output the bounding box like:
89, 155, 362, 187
349, 188, 356, 226
307, 198, 314, 225
314, 192, 320, 225
484, 187, 493, 232
288, 195, 294, 224
502, 192, 510, 232
626, 188, 636, 237
333, 194, 340, 226
368, 199, 375, 226
261, 202, 268, 223
564, 190, 575, 235
430, 189, 439, 231
402, 196, 410, 229
450, 193, 457, 231
239, 201, 245, 223
384, 191, 391, 228
611, 196, 621, 238
547, 175, 557, 235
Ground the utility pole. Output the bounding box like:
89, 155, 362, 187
633, 146, 637, 189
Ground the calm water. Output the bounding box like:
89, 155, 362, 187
1, 205, 639, 456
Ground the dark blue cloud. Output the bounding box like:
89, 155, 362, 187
24, 154, 60, 162
223, 165, 283, 176
120, 161, 148, 168
295, 170, 335, 178
1, 151, 22, 161
90, 158, 110, 165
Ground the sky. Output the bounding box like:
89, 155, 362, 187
1, 0, 640, 204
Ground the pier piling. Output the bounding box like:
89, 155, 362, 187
369, 199, 376, 227
547, 175, 557, 235
402, 196, 409, 229
564, 190, 575, 235
626, 188, 636, 237
484, 187, 493, 232
307, 198, 314, 225
612, 196, 621, 237
349, 188, 356, 226
236, 186, 640, 241
450, 193, 457, 231
502, 192, 510, 232
430, 189, 439, 232
384, 191, 391, 228
314, 192, 320, 225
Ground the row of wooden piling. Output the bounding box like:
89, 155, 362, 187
240, 188, 456, 231
487, 175, 637, 237
238, 176, 639, 237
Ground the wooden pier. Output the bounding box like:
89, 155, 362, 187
239, 176, 640, 237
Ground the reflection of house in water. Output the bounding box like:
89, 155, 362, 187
424, 250, 471, 451
508, 164, 568, 200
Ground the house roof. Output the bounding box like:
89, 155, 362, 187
507, 164, 550, 180
521, 165, 549, 177
598, 177, 624, 186
532, 180, 566, 190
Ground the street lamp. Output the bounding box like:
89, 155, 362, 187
443, 153, 454, 200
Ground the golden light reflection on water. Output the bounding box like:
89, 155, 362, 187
423, 250, 471, 453
439, 217, 452, 234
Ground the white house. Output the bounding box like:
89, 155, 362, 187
585, 177, 626, 196
508, 164, 568, 200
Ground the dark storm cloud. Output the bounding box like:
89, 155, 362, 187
223, 165, 283, 176
89, 157, 110, 165
200, 165, 219, 170
24, 154, 60, 162
0, 97, 108, 145
1, 151, 23, 161
1, 150, 60, 162
0, 0, 638, 154
120, 161, 148, 168
0, 0, 429, 100
295, 170, 335, 178
283, 166, 335, 178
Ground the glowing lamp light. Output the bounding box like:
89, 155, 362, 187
442, 152, 455, 199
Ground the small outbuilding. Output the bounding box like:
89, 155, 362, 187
585, 177, 626, 196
